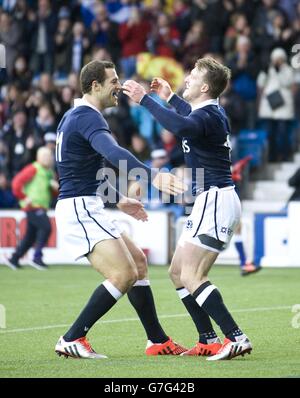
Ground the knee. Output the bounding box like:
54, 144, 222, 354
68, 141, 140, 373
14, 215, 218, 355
110, 266, 138, 292
180, 266, 207, 293
124, 266, 139, 288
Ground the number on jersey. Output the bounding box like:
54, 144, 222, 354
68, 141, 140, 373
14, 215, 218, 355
56, 131, 63, 162
182, 139, 190, 153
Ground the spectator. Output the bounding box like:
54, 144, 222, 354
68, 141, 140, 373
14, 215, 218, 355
0, 11, 22, 76
90, 2, 121, 65
190, 0, 233, 53
28, 0, 57, 75
118, 6, 151, 78
2, 109, 34, 178
252, 0, 288, 69
2, 83, 25, 120
269, 10, 294, 53
257, 47, 295, 162
33, 103, 56, 146
54, 8, 72, 76
38, 73, 61, 117
0, 139, 9, 172
224, 13, 251, 57
173, 0, 193, 41
182, 20, 209, 70
148, 12, 180, 59
4, 146, 58, 270
43, 131, 56, 153
57, 86, 75, 120
10, 56, 32, 93
227, 35, 259, 129
67, 72, 81, 97
92, 46, 113, 64
70, 21, 91, 74
25, 88, 44, 122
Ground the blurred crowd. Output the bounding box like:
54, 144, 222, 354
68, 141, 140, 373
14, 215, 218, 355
1, 0, 300, 210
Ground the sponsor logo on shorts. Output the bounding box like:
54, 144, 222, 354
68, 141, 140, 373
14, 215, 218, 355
220, 227, 233, 236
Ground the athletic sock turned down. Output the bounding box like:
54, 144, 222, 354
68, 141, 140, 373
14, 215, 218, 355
64, 280, 122, 342
127, 280, 168, 344
192, 281, 244, 342
176, 287, 218, 344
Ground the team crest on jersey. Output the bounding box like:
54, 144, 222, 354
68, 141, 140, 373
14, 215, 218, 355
186, 220, 193, 229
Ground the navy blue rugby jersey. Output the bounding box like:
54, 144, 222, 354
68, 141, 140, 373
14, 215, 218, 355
56, 98, 152, 199
141, 94, 234, 194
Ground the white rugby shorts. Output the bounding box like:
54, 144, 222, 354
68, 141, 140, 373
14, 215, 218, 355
55, 196, 122, 261
178, 186, 241, 252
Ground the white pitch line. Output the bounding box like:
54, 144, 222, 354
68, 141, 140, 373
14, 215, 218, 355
0, 305, 293, 334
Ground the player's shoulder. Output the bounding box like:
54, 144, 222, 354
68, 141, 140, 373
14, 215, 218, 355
198, 104, 228, 123
73, 105, 106, 124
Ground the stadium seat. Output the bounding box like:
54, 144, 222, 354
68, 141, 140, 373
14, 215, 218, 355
237, 129, 268, 168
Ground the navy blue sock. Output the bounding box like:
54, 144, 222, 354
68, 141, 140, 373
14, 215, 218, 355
193, 281, 243, 341
64, 281, 122, 342
177, 287, 218, 344
127, 284, 168, 343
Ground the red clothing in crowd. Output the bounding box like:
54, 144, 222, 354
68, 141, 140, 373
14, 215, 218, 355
118, 19, 151, 57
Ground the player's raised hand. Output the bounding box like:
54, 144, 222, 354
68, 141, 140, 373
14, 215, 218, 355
117, 196, 148, 222
152, 172, 187, 196
122, 80, 147, 103
150, 78, 173, 101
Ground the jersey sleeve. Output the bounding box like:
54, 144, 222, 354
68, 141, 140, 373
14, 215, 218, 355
140, 94, 207, 138
77, 111, 155, 181
168, 94, 192, 116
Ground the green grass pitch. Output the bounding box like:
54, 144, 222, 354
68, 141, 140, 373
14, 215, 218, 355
0, 264, 299, 378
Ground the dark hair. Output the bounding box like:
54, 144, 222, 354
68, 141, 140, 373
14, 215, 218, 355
195, 57, 231, 98
80, 60, 115, 94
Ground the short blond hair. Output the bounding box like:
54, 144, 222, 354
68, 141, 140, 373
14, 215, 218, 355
195, 57, 231, 98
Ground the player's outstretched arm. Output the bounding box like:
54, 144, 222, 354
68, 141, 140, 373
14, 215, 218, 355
123, 80, 203, 138
89, 132, 186, 197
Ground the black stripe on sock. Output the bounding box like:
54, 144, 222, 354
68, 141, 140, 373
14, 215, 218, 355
192, 281, 212, 299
